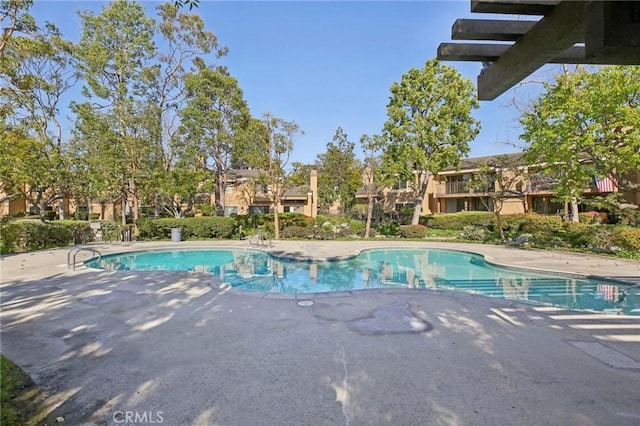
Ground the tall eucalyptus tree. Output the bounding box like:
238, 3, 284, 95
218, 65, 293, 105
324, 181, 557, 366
0, 0, 77, 221
73, 0, 157, 224
147, 3, 228, 217
179, 63, 250, 216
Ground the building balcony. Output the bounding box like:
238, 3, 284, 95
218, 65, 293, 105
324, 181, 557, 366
436, 181, 495, 196
436, 181, 469, 195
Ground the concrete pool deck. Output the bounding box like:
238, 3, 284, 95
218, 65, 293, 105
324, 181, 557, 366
1, 240, 639, 425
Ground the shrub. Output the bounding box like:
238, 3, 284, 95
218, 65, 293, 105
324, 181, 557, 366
610, 226, 640, 252
501, 214, 564, 239
0, 220, 99, 253
136, 217, 235, 240
360, 227, 378, 238
233, 214, 266, 236
427, 211, 494, 230
614, 208, 640, 227
65, 221, 94, 244
97, 220, 120, 241
136, 218, 160, 240
281, 226, 313, 239
459, 225, 488, 241
260, 212, 314, 235
398, 224, 428, 239
0, 222, 22, 254
562, 222, 595, 248
577, 212, 590, 224
376, 222, 399, 236
20, 221, 74, 251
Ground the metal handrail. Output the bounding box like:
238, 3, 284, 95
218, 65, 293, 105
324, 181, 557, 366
67, 247, 102, 271
248, 229, 273, 248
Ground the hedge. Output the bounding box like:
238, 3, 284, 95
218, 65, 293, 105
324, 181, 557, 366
260, 212, 315, 235
136, 217, 235, 240
423, 212, 495, 230
0, 220, 93, 254
397, 224, 428, 239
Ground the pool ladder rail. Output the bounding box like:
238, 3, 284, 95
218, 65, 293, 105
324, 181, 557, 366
248, 229, 273, 248
68, 247, 102, 271
618, 282, 640, 303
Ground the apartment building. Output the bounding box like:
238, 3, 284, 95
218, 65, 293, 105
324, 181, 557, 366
1, 169, 319, 220
356, 152, 639, 218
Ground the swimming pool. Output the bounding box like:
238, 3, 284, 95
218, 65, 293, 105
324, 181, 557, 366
86, 248, 639, 315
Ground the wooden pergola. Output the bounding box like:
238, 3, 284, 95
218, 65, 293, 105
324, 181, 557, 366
437, 1, 640, 100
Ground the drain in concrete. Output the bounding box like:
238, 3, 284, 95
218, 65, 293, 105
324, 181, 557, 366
297, 300, 314, 307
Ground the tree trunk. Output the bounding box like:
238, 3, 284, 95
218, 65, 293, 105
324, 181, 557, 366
154, 194, 161, 218
411, 173, 430, 225
215, 172, 226, 216
129, 177, 139, 223
121, 194, 127, 226
365, 195, 374, 238
570, 197, 579, 222
35, 191, 46, 222
38, 202, 47, 222
273, 200, 280, 240
58, 199, 66, 220
495, 211, 506, 243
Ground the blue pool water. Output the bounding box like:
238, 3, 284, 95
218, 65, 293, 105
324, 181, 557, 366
86, 248, 639, 315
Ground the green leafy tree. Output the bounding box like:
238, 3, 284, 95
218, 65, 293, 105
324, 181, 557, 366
289, 162, 314, 187
383, 58, 480, 225
149, 168, 212, 217
1, 6, 76, 221
466, 155, 525, 242
174, 0, 199, 11
73, 0, 157, 225
255, 113, 303, 240
231, 116, 269, 169
521, 66, 640, 222
359, 133, 386, 238
144, 3, 227, 217
0, 0, 35, 59
316, 127, 362, 214
0, 130, 66, 221
180, 64, 250, 216
70, 103, 127, 211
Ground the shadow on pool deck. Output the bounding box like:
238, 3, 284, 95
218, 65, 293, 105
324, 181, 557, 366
1, 241, 640, 425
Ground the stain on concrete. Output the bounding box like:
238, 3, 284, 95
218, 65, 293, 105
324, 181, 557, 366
347, 301, 432, 335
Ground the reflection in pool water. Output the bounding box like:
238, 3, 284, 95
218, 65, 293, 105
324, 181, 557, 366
86, 248, 639, 315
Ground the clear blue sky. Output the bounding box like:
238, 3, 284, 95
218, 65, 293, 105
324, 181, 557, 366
31, 1, 557, 164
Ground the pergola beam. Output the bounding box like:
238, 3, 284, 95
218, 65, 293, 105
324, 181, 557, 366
585, 1, 640, 64
476, 0, 586, 100
452, 19, 539, 41
438, 43, 594, 64
440, 1, 640, 101
471, 0, 559, 15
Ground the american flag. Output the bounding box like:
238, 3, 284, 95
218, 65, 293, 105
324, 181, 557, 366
596, 284, 618, 302
594, 175, 616, 193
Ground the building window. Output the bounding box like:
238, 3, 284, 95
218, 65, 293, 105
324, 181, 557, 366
531, 196, 563, 215
394, 202, 415, 211
469, 197, 493, 212
284, 205, 304, 214
445, 175, 468, 194
392, 178, 408, 191
224, 206, 239, 216
445, 198, 466, 213
249, 205, 269, 215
